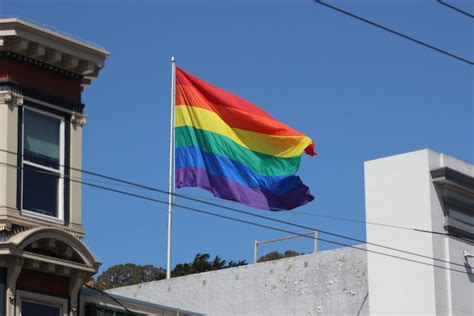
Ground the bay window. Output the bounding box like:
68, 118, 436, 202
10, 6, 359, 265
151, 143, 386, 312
22, 106, 65, 221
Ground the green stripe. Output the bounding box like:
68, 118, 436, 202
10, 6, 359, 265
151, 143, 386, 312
175, 126, 302, 177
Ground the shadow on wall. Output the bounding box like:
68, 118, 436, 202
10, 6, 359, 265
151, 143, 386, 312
464, 263, 474, 283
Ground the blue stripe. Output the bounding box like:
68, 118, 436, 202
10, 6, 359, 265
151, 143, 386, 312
175, 146, 304, 196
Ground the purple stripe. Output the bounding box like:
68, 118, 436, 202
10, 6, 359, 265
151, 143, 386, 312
176, 167, 314, 211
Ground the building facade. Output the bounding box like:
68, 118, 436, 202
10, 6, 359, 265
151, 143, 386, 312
0, 17, 108, 315
0, 18, 200, 316
365, 149, 474, 315
110, 246, 369, 316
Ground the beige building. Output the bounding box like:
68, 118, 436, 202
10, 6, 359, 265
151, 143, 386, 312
0, 18, 199, 316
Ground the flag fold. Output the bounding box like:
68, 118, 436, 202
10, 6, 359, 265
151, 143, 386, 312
175, 67, 315, 211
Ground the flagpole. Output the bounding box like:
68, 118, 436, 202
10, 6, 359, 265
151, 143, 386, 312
166, 56, 176, 280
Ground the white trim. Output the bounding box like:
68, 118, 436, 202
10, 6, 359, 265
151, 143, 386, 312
21, 106, 65, 222
23, 161, 60, 173
21, 210, 64, 224
16, 290, 68, 316
0, 18, 110, 55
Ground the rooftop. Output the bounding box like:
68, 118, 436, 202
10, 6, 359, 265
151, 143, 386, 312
0, 18, 109, 86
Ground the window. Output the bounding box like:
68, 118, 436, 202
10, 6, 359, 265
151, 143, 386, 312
16, 291, 67, 316
21, 300, 60, 316
22, 107, 65, 221
431, 167, 474, 238
85, 303, 145, 316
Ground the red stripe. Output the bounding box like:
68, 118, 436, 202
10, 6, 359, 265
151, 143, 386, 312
176, 67, 306, 137
177, 67, 272, 118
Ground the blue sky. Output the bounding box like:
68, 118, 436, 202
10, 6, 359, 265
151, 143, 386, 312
2, 0, 472, 272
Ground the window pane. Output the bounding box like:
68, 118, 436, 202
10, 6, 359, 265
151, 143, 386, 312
22, 301, 60, 316
449, 208, 474, 226
86, 303, 144, 316
24, 109, 60, 169
23, 164, 58, 217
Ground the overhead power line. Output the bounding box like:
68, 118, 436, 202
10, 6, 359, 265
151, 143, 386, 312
0, 150, 445, 236
314, 0, 474, 65
166, 191, 471, 240
1, 148, 473, 265
0, 161, 472, 277
55, 166, 474, 243
83, 285, 134, 315
128, 183, 473, 243
437, 0, 474, 18
1, 148, 473, 260
1, 149, 470, 239
72, 177, 474, 276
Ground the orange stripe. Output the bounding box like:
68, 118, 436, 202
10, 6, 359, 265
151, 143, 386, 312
176, 84, 305, 137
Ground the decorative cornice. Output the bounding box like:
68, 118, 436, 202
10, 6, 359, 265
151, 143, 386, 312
0, 18, 109, 87
0, 51, 82, 80
0, 91, 23, 109
0, 82, 84, 113
71, 112, 87, 127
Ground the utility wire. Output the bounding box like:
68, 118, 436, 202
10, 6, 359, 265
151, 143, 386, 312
314, 0, 474, 65
42, 165, 474, 241
47, 168, 474, 243
1, 147, 466, 240
293, 210, 412, 230
73, 177, 473, 276
6, 158, 474, 270
170, 192, 427, 232
130, 184, 473, 243
1, 149, 473, 266
437, 0, 474, 18
46, 166, 474, 244
0, 161, 472, 276
292, 210, 474, 243
83, 284, 134, 314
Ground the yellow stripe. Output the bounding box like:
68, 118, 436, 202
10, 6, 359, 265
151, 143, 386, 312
175, 105, 312, 158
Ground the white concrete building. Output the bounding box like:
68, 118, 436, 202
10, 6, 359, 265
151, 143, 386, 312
365, 149, 474, 315
110, 246, 369, 316
110, 149, 473, 315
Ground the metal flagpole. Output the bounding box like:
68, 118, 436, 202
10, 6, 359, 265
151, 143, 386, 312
166, 56, 176, 279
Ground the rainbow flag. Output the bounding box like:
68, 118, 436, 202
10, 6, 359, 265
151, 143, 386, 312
175, 67, 315, 211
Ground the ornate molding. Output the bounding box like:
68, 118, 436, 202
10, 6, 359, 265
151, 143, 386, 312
0, 92, 23, 109
6, 257, 24, 316
70, 270, 87, 315
71, 112, 87, 127
0, 51, 83, 80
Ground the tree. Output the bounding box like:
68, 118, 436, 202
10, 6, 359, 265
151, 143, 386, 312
93, 253, 247, 290
172, 253, 247, 277
257, 250, 304, 263
94, 264, 165, 290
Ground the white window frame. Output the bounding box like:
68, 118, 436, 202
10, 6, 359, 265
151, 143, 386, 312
21, 106, 65, 224
16, 290, 68, 316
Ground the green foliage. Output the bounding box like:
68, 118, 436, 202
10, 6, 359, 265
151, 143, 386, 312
94, 264, 166, 290
257, 250, 304, 263
172, 253, 247, 277
94, 253, 247, 290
